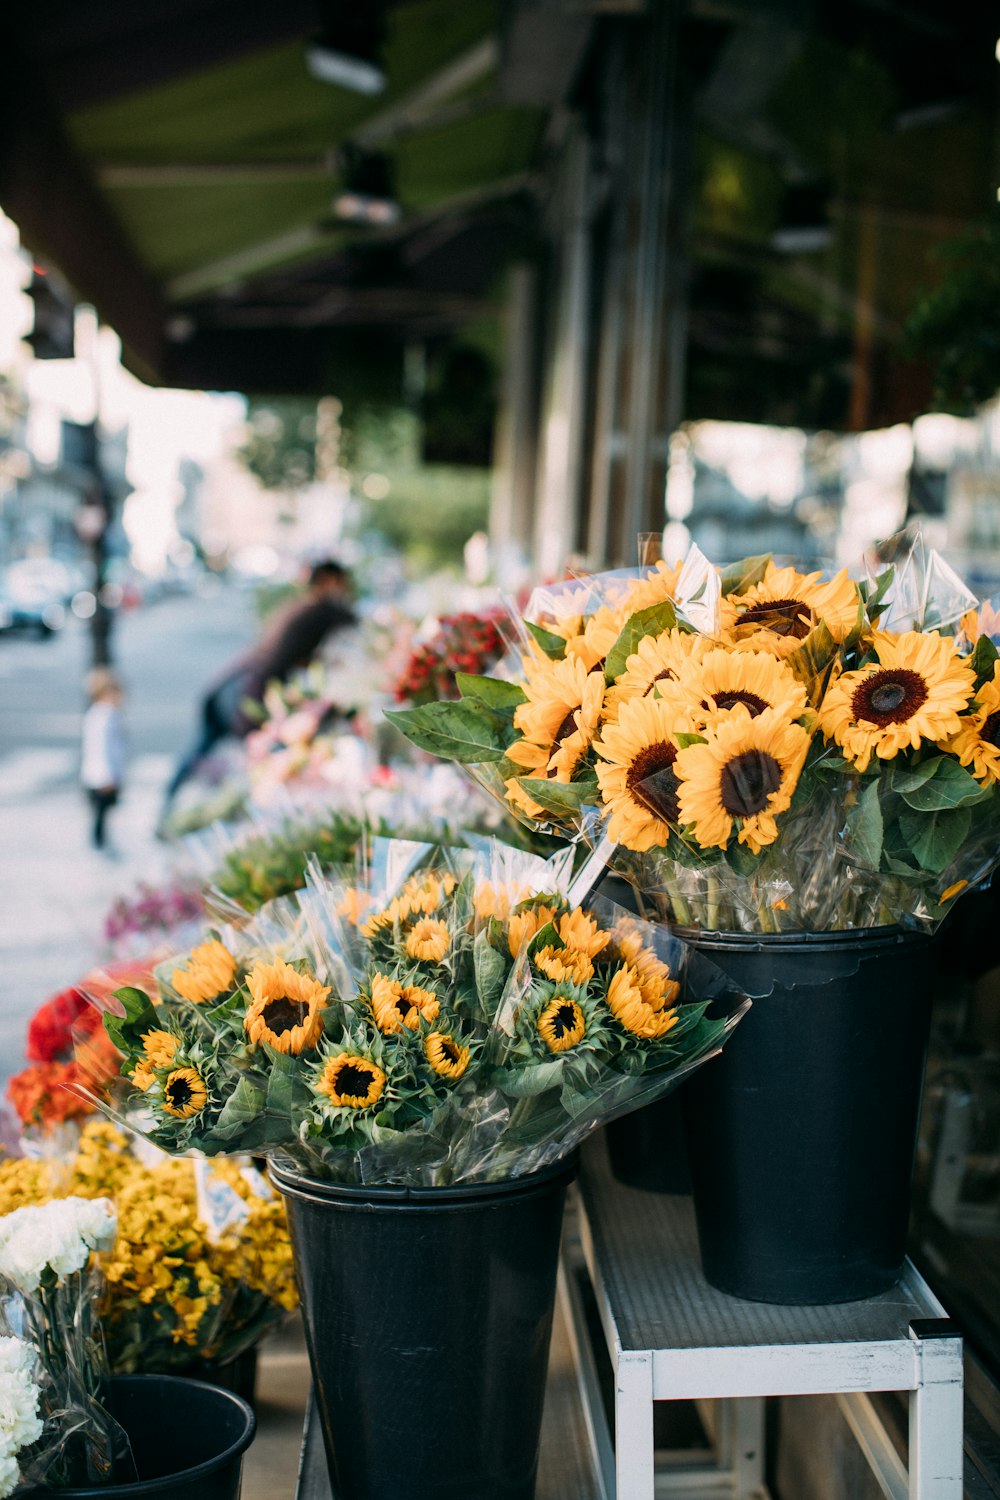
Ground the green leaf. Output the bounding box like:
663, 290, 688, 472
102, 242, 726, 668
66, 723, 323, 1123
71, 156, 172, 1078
517, 777, 597, 818
675, 732, 708, 749
105, 987, 158, 1054
719, 554, 771, 596
899, 757, 985, 811
604, 601, 678, 681
786, 620, 838, 692
213, 1077, 266, 1138
525, 621, 566, 659
844, 779, 883, 869
863, 566, 895, 625
474, 929, 508, 1014
971, 634, 999, 688
455, 673, 526, 709
898, 804, 972, 874
814, 753, 860, 777
385, 704, 509, 763
886, 758, 940, 794
723, 841, 761, 877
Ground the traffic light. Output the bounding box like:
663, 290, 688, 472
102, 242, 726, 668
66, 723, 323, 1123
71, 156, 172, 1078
24, 264, 75, 360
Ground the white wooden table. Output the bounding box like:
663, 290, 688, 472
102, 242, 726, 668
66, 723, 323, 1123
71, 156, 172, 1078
561, 1139, 964, 1500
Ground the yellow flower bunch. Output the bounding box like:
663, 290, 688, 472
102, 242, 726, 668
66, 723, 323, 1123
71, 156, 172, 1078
0, 1122, 296, 1372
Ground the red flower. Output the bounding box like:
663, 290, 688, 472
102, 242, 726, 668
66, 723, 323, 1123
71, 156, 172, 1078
26, 986, 89, 1063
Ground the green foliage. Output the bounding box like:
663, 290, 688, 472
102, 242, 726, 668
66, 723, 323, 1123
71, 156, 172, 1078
385, 702, 510, 763
236, 399, 319, 492
906, 212, 1000, 412
604, 602, 678, 682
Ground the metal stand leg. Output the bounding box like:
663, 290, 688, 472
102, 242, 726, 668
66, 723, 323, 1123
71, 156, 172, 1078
908, 1322, 963, 1500
616, 1351, 655, 1500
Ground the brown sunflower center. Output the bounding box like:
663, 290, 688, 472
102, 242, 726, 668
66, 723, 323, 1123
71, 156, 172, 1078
166, 1076, 193, 1109
851, 668, 928, 727
546, 706, 585, 777
720, 750, 783, 818
262, 997, 307, 1035
642, 668, 676, 696
739, 597, 812, 639
709, 689, 769, 717
550, 1002, 580, 1038
438, 1038, 461, 1063
982, 711, 1000, 749
626, 742, 680, 823
335, 1063, 375, 1098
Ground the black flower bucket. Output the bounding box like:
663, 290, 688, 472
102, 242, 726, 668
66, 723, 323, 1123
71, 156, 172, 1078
270, 1157, 576, 1500
682, 926, 936, 1305
21, 1375, 256, 1498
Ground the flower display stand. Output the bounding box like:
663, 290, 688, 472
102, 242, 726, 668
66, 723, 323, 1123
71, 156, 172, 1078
561, 1138, 964, 1500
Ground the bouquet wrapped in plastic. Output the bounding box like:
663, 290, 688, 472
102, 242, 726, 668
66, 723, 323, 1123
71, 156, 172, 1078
0, 1122, 297, 1377
0, 1335, 42, 1497
0, 1196, 135, 1488
387, 529, 1000, 933
88, 840, 746, 1186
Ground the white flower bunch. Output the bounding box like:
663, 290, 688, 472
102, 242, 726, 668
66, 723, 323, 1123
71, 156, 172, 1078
0, 1335, 42, 1498
0, 1198, 117, 1294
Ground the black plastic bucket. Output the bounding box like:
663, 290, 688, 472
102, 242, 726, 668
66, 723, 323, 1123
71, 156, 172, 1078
21, 1375, 256, 1498
682, 926, 936, 1304
605, 1092, 692, 1193
270, 1157, 576, 1500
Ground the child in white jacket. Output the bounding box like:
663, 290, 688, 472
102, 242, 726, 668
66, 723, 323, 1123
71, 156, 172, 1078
81, 668, 126, 850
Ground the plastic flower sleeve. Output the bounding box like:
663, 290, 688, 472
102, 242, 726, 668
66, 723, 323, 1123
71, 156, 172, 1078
87, 838, 747, 1188
862, 524, 978, 634
0, 1198, 136, 1489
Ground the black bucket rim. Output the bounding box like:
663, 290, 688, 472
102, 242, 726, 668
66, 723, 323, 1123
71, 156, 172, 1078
268, 1152, 578, 1209
35, 1375, 256, 1498
673, 923, 932, 956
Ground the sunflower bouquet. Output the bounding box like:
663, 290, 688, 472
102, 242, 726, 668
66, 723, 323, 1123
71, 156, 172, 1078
185, 807, 366, 920
387, 532, 1000, 933
88, 840, 744, 1185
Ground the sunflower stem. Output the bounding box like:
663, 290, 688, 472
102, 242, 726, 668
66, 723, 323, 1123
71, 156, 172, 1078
664, 876, 693, 929
706, 873, 720, 932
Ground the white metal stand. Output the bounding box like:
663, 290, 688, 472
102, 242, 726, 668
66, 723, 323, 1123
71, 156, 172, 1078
561, 1141, 964, 1500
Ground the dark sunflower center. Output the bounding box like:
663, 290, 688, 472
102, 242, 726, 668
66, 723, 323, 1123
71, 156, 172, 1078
551, 1003, 579, 1038
547, 706, 584, 776
983, 711, 1000, 749
262, 997, 306, 1035
626, 742, 680, 823
642, 668, 676, 696
739, 597, 812, 639
851, 668, 927, 727
709, 689, 769, 717
439, 1039, 460, 1062
167, 1077, 192, 1108
393, 996, 413, 1018
336, 1063, 373, 1098
720, 750, 783, 818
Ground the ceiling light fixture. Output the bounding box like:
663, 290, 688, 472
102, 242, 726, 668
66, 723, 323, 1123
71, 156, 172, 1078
306, 5, 386, 95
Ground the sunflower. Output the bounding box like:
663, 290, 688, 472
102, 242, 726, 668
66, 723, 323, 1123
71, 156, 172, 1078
473, 881, 527, 923
594, 695, 694, 851
537, 996, 587, 1053
131, 1028, 179, 1090
614, 558, 684, 616
605, 966, 679, 1040
171, 940, 237, 1005
658, 647, 808, 730
675, 707, 810, 854
405, 918, 450, 964
612, 925, 680, 1009
370, 974, 440, 1034
507, 653, 606, 782
603, 629, 708, 720
562, 607, 627, 670
425, 1032, 470, 1079
314, 1053, 386, 1110
945, 664, 1000, 784
818, 630, 975, 772
161, 1068, 208, 1119
725, 564, 861, 658
534, 946, 594, 986
557, 909, 611, 958
336, 887, 373, 926
506, 903, 560, 958
243, 959, 330, 1055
